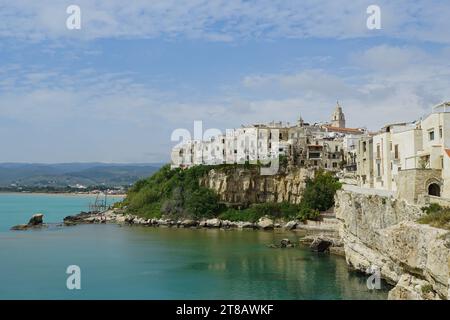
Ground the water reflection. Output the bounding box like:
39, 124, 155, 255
0, 224, 390, 299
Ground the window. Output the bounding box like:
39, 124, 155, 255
335, 146, 339, 152
439, 126, 443, 139
394, 144, 399, 159
376, 145, 381, 159
363, 142, 367, 152
429, 130, 435, 141
377, 163, 381, 177
332, 162, 337, 168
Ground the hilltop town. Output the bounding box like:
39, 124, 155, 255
172, 102, 450, 206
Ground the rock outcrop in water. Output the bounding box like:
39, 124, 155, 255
11, 213, 45, 230
335, 189, 450, 300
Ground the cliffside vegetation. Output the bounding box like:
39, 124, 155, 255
419, 204, 450, 230
120, 164, 341, 222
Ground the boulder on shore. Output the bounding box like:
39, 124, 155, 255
181, 219, 198, 228
236, 221, 254, 229
257, 217, 274, 230
280, 238, 294, 248
284, 220, 298, 230
310, 238, 333, 252
205, 218, 221, 228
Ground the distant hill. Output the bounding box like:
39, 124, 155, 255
0, 163, 164, 187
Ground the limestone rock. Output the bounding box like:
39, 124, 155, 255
205, 218, 221, 228
199, 167, 314, 206
310, 238, 332, 252
336, 189, 450, 300
256, 217, 274, 230
284, 220, 298, 230
11, 213, 45, 230
10, 224, 29, 231
280, 239, 294, 248
236, 221, 254, 229
181, 219, 198, 228
28, 213, 44, 226
388, 274, 441, 300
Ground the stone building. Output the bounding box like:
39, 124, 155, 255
330, 103, 346, 128
356, 135, 374, 188
171, 104, 365, 173
356, 102, 450, 203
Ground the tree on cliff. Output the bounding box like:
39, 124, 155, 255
300, 170, 342, 212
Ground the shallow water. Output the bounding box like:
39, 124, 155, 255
0, 193, 390, 300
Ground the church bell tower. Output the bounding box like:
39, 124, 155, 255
331, 102, 345, 128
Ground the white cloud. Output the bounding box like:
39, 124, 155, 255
1, 0, 450, 43
234, 45, 450, 129
1, 42, 450, 162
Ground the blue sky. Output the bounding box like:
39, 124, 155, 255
1, 0, 450, 163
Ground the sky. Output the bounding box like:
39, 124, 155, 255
1, 0, 450, 163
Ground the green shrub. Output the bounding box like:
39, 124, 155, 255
421, 203, 442, 214
418, 204, 450, 230
421, 284, 434, 295
185, 188, 222, 219
301, 169, 342, 211
296, 205, 320, 221
124, 164, 342, 223
219, 208, 260, 222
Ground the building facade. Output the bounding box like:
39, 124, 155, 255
171, 104, 363, 172
356, 102, 450, 203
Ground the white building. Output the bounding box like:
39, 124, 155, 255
356, 102, 450, 203
171, 104, 364, 173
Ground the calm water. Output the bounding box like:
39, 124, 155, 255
0, 193, 389, 300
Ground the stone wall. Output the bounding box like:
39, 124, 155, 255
199, 166, 314, 206
335, 189, 450, 299
396, 169, 442, 204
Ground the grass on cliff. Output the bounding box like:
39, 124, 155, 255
119, 164, 341, 222
418, 203, 450, 230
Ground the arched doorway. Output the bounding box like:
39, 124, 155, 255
428, 183, 441, 197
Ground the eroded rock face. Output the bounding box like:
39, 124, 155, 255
199, 167, 314, 206
335, 190, 450, 300
388, 274, 441, 300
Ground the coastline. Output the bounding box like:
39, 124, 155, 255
0, 191, 126, 197
60, 209, 343, 254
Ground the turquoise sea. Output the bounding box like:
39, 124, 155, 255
0, 193, 390, 300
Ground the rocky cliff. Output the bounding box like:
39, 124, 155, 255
335, 189, 450, 300
199, 166, 314, 206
